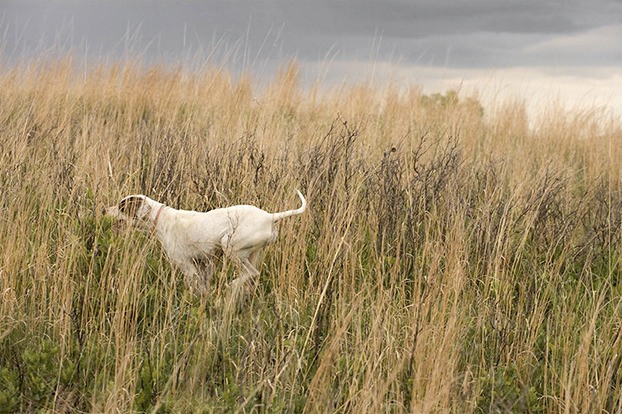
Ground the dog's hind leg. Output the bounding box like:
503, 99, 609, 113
226, 249, 261, 307
248, 250, 263, 271
230, 258, 258, 289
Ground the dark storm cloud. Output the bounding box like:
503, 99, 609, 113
1, 0, 620, 69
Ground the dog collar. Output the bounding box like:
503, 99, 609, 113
153, 205, 166, 230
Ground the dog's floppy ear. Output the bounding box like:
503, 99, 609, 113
118, 196, 150, 219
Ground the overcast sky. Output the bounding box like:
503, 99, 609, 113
1, 0, 621, 115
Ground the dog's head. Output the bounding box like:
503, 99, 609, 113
105, 195, 153, 228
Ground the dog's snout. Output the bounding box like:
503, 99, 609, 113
103, 205, 120, 218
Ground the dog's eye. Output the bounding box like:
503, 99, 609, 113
118, 197, 144, 218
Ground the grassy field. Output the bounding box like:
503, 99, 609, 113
0, 59, 621, 413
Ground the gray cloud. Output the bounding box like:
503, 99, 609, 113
1, 0, 620, 68
1, 0, 620, 116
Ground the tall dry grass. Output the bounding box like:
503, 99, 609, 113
0, 58, 621, 412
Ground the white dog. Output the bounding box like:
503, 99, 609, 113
106, 190, 306, 293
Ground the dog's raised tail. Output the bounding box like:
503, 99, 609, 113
272, 190, 307, 222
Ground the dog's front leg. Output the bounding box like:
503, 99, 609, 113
196, 259, 214, 293
176, 261, 209, 294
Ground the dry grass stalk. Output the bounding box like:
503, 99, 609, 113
0, 58, 621, 412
